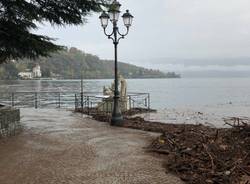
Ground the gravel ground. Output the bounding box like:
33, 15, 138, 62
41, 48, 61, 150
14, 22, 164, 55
0, 109, 183, 184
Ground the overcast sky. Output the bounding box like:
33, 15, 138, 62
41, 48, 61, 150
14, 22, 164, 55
36, 0, 250, 64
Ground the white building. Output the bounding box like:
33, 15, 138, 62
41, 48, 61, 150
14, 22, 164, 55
32, 64, 42, 78
18, 64, 42, 79
18, 72, 33, 79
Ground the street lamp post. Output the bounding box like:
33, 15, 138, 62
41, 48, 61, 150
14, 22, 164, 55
99, 0, 133, 126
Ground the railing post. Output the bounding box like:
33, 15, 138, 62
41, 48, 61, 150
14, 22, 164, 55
34, 92, 38, 109
81, 92, 83, 112
58, 92, 61, 108
75, 94, 77, 110
11, 93, 14, 107
87, 96, 90, 115
106, 100, 108, 114
129, 96, 131, 110
148, 93, 150, 110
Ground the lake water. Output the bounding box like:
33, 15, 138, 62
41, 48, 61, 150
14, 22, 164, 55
1, 78, 250, 127
0, 78, 250, 109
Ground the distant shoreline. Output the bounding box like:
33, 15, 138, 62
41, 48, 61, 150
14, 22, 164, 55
2, 77, 181, 81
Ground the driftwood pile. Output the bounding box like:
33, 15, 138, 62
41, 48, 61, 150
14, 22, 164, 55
75, 107, 155, 123
148, 118, 250, 184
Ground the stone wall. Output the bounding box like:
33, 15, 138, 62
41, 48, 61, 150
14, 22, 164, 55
0, 107, 21, 138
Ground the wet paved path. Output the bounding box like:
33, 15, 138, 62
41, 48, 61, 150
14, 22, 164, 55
0, 109, 182, 184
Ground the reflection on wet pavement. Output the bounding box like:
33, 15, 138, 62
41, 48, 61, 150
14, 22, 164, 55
0, 109, 182, 184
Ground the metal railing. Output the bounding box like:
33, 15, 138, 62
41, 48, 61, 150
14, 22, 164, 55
0, 91, 150, 112
0, 91, 77, 109
75, 92, 150, 115
127, 92, 151, 110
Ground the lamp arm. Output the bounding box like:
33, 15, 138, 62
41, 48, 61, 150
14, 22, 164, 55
117, 26, 129, 37
117, 27, 129, 43
103, 27, 115, 42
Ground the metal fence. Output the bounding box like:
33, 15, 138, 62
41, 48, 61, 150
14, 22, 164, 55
0, 91, 150, 112
0, 91, 150, 113
75, 92, 150, 114
0, 91, 77, 109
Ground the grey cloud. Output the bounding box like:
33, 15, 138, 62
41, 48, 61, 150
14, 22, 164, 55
35, 0, 250, 64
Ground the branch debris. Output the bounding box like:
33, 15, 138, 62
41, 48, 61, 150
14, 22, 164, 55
147, 117, 250, 184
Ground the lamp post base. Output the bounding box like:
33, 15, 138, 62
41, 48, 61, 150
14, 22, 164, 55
111, 114, 123, 126
111, 94, 123, 126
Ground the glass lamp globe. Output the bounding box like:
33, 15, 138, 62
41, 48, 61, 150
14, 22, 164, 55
108, 0, 121, 22
99, 11, 110, 28
122, 10, 134, 27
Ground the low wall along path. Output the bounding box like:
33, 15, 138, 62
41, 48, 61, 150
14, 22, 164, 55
0, 107, 20, 137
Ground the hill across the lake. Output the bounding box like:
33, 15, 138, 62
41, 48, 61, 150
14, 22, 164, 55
0, 47, 180, 80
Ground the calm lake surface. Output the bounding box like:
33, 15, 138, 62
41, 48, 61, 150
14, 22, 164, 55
0, 78, 250, 110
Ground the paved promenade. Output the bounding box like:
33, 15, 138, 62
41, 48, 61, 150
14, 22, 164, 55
0, 109, 182, 184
